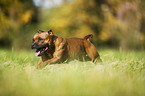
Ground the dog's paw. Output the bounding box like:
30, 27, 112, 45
36, 64, 43, 69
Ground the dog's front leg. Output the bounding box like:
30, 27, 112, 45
37, 49, 65, 68
37, 58, 58, 68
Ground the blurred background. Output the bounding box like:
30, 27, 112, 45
0, 0, 145, 50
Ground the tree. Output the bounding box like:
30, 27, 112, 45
0, 0, 38, 48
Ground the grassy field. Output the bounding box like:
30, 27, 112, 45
0, 49, 145, 96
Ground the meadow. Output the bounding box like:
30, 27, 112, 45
0, 49, 145, 96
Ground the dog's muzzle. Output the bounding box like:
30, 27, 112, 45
31, 43, 49, 56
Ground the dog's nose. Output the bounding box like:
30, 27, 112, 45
31, 43, 36, 49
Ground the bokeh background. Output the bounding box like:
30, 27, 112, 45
0, 0, 145, 50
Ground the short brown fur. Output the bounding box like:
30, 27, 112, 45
31, 30, 102, 68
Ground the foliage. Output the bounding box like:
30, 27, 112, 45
0, 0, 38, 48
0, 49, 145, 96
0, 0, 145, 50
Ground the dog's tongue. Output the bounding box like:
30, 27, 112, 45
35, 51, 40, 56
35, 47, 48, 56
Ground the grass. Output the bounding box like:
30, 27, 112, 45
0, 49, 145, 96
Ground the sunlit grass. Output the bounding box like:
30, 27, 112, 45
0, 49, 145, 96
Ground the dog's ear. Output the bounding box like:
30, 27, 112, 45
48, 29, 54, 35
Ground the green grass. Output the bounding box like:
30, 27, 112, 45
0, 49, 145, 96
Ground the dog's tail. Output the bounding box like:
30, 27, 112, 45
83, 34, 93, 40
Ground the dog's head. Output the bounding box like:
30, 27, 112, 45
31, 29, 54, 56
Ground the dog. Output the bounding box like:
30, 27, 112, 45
31, 29, 102, 68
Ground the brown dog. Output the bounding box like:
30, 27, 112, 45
31, 29, 102, 68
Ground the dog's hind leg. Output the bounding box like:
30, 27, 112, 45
84, 39, 101, 63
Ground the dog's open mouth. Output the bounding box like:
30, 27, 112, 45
35, 47, 49, 56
